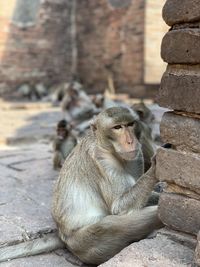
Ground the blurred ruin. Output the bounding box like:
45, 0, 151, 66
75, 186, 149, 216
0, 0, 167, 99
1, 1, 200, 266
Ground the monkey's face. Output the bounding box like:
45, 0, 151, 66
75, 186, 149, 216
57, 127, 68, 140
94, 107, 141, 161
108, 122, 141, 161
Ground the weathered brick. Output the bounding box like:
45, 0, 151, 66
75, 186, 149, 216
158, 228, 197, 249
158, 193, 200, 235
156, 148, 200, 194
158, 65, 200, 113
164, 183, 200, 202
161, 29, 200, 64
100, 233, 195, 267
76, 0, 145, 95
195, 232, 200, 266
160, 112, 200, 153
163, 0, 200, 26
0, 0, 73, 93
0, 0, 166, 97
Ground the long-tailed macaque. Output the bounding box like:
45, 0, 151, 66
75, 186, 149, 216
131, 102, 156, 172
132, 101, 155, 129
52, 107, 162, 265
53, 119, 77, 169
134, 119, 156, 172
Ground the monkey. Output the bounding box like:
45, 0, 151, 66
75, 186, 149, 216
91, 93, 104, 109
52, 106, 163, 265
61, 85, 97, 125
53, 119, 77, 170
131, 102, 156, 172
134, 119, 156, 172
132, 101, 155, 130
0, 107, 163, 264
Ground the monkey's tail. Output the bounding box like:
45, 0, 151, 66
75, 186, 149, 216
0, 232, 65, 263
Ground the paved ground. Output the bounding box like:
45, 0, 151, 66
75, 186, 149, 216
0, 100, 83, 266
0, 100, 62, 144
100, 231, 196, 267
0, 99, 195, 266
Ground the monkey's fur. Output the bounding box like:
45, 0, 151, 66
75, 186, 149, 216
132, 101, 155, 127
132, 102, 156, 172
53, 119, 77, 169
52, 107, 162, 265
135, 120, 155, 172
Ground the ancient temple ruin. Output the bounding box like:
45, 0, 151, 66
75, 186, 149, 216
101, 1, 200, 265
0, 0, 167, 97
157, 0, 200, 265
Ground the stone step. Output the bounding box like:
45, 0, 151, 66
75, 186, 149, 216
100, 231, 196, 267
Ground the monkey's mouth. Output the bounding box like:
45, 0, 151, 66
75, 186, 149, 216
119, 150, 136, 160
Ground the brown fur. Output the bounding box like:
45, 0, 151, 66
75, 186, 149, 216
52, 107, 162, 265
132, 102, 156, 171
53, 119, 77, 170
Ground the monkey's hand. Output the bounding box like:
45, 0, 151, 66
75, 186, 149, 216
145, 154, 157, 181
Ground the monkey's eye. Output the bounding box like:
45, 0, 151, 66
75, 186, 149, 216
113, 125, 122, 130
127, 122, 135, 127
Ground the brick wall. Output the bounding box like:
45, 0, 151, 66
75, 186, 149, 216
156, 0, 200, 265
76, 0, 145, 96
0, 0, 166, 97
0, 0, 72, 94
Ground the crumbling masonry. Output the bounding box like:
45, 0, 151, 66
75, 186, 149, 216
156, 0, 200, 265
0, 0, 166, 97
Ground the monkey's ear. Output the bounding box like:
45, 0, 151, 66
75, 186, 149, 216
136, 109, 144, 120
90, 118, 97, 132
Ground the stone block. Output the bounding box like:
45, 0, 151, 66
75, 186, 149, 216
160, 112, 200, 153
195, 232, 200, 266
100, 233, 194, 267
12, 0, 40, 26
164, 183, 200, 202
158, 65, 200, 113
156, 148, 200, 194
158, 228, 197, 249
161, 29, 200, 64
76, 0, 145, 95
0, 252, 76, 267
158, 193, 200, 235
0, 144, 57, 247
163, 0, 200, 26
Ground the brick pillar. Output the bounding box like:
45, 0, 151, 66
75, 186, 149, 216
156, 1, 200, 265
196, 232, 200, 266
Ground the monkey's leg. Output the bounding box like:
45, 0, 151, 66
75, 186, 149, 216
53, 151, 64, 169
60, 205, 162, 265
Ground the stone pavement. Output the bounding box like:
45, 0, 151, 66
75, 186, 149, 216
0, 99, 195, 266
0, 100, 84, 266
100, 230, 197, 267
0, 99, 62, 144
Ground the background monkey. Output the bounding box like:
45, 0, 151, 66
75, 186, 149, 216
132, 101, 155, 130
134, 119, 156, 172
52, 107, 162, 265
132, 102, 156, 172
53, 119, 77, 169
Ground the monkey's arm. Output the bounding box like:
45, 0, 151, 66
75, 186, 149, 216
53, 138, 62, 151
111, 163, 158, 215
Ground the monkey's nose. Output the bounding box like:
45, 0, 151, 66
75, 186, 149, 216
127, 139, 134, 145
